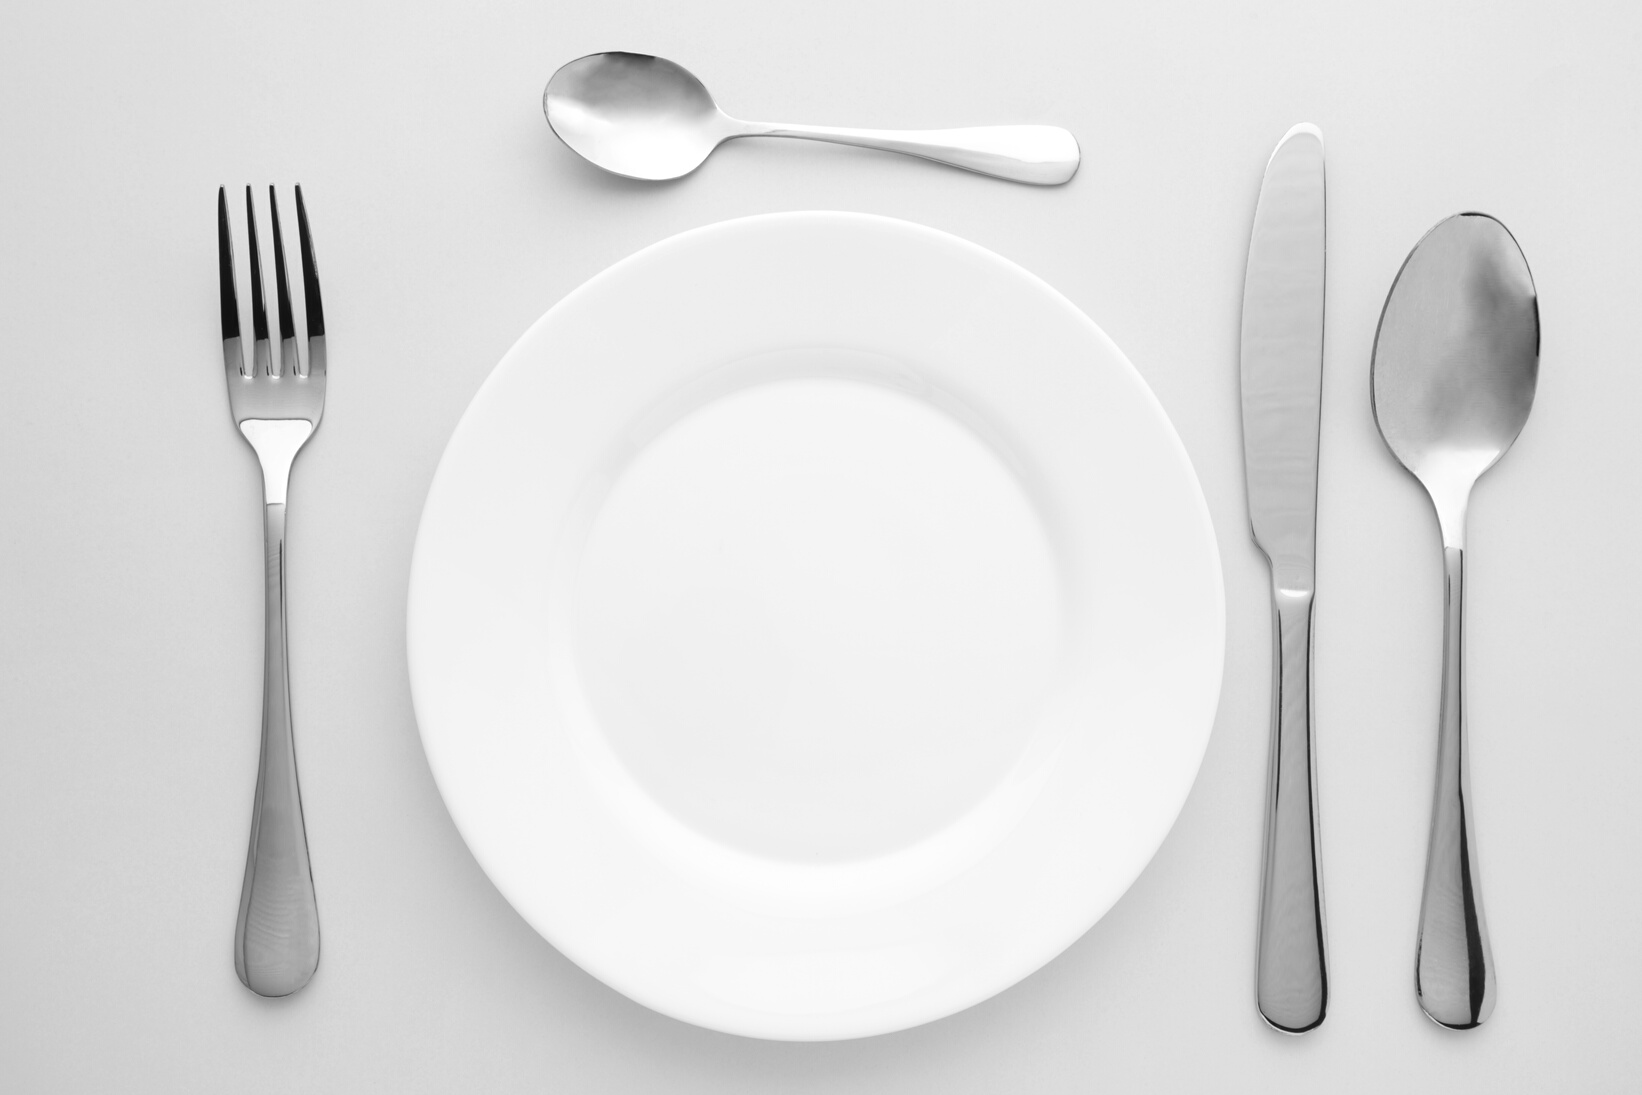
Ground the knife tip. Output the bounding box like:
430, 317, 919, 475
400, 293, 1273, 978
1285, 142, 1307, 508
1280, 122, 1323, 147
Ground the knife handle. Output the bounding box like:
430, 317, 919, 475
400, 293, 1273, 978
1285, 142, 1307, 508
1256, 582, 1328, 1033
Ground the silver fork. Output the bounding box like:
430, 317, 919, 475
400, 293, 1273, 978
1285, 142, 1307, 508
217, 185, 326, 997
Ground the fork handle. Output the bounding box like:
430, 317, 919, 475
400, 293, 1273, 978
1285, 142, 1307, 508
234, 501, 320, 996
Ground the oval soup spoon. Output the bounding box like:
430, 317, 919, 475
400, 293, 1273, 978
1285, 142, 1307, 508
543, 52, 1080, 185
1370, 212, 1539, 1029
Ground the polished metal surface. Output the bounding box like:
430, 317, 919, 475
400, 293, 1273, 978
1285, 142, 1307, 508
542, 52, 1079, 185
217, 185, 327, 997
1371, 212, 1538, 1029
1239, 123, 1328, 1034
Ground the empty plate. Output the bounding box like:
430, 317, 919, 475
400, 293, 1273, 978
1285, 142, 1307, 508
407, 212, 1223, 1040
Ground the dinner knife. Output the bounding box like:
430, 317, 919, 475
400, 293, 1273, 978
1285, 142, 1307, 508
1239, 123, 1328, 1034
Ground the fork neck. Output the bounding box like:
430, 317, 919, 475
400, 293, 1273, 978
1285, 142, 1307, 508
240, 419, 314, 505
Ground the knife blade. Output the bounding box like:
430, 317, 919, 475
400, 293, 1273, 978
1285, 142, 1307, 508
1240, 122, 1328, 1034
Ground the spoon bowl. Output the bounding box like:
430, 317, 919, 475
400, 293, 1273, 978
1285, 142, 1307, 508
1373, 213, 1539, 520
543, 52, 1080, 185
545, 53, 731, 181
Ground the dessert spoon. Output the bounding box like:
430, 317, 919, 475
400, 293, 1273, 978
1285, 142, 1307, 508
543, 52, 1079, 185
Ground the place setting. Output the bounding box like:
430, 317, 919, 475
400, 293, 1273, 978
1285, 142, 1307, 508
212, 52, 1538, 1042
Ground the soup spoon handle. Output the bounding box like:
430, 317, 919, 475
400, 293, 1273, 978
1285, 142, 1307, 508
1415, 541, 1497, 1028
732, 120, 1079, 185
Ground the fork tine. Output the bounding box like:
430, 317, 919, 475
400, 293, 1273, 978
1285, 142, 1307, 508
295, 185, 326, 377
244, 186, 273, 377
269, 186, 301, 378
218, 187, 249, 378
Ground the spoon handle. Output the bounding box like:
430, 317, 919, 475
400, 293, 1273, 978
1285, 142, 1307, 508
1416, 544, 1496, 1028
1255, 583, 1328, 1033
736, 122, 1078, 185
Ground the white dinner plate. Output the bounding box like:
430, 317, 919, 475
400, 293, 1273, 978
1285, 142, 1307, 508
407, 212, 1224, 1040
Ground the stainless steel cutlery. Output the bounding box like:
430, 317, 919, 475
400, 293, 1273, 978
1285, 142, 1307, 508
1239, 123, 1329, 1034
196, 124, 1539, 1033
543, 52, 1080, 184
217, 185, 326, 997
1238, 121, 1537, 1030
1371, 213, 1539, 1029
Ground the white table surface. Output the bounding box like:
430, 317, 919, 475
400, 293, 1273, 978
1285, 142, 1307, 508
3, 0, 1639, 1090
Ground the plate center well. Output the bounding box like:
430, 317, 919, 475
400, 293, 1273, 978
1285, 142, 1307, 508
567, 369, 1064, 863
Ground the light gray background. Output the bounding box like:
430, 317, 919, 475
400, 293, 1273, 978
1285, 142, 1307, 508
2, 0, 1638, 1090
